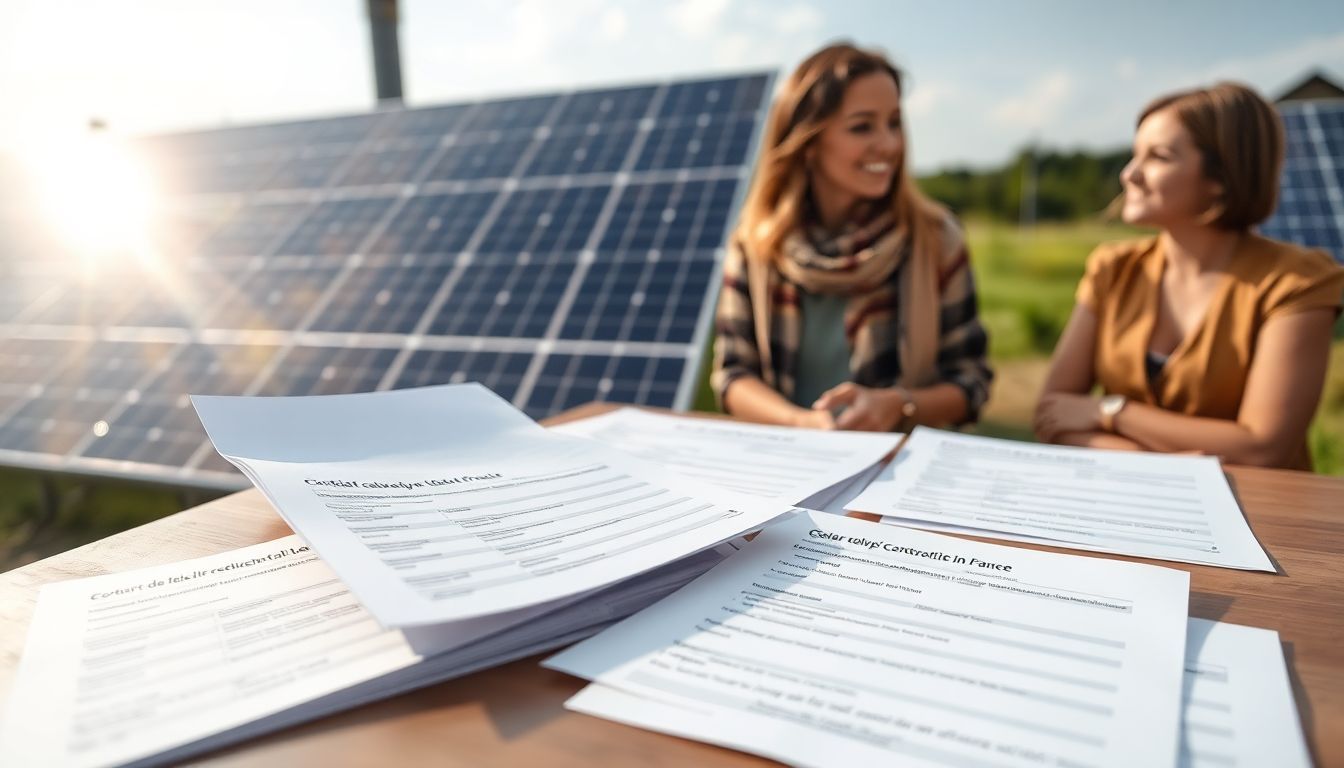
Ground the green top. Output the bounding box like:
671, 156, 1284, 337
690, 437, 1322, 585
790, 291, 851, 408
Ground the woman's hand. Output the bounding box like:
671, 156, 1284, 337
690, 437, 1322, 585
812, 383, 903, 432
1034, 393, 1101, 442
792, 406, 836, 430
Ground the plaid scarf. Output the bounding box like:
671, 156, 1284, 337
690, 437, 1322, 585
712, 212, 992, 422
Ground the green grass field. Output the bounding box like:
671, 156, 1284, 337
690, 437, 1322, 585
2, 219, 1341, 572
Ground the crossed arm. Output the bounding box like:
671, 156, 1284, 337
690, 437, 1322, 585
1035, 304, 1336, 467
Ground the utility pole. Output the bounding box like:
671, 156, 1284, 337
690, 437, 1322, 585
367, 0, 404, 104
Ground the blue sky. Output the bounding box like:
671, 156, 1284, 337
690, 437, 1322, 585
1, 0, 1342, 171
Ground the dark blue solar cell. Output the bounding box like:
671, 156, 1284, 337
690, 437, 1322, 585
656, 75, 768, 119
0, 340, 175, 456
261, 150, 348, 191
0, 338, 84, 389
81, 343, 279, 466
22, 275, 143, 327
197, 202, 310, 258
1265, 102, 1344, 262
457, 95, 560, 133
423, 132, 534, 181
376, 104, 472, 139
256, 345, 399, 396
143, 343, 279, 398
1319, 107, 1344, 160
597, 178, 737, 253
633, 114, 756, 171
424, 254, 573, 338
560, 251, 714, 344
525, 353, 683, 417
392, 348, 529, 402
518, 123, 638, 177
274, 196, 395, 256
0, 402, 101, 455
552, 85, 657, 126
371, 191, 498, 255
203, 262, 342, 330
298, 114, 381, 145
335, 140, 442, 187
114, 269, 236, 329
476, 185, 608, 254
310, 253, 455, 333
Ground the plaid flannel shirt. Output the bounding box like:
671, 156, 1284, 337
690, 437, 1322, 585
711, 218, 993, 424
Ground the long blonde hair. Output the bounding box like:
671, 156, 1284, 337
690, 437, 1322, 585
737, 43, 947, 263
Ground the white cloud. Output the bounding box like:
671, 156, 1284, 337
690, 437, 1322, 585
1188, 30, 1344, 94
774, 4, 823, 36
712, 32, 755, 68
599, 6, 628, 42
905, 81, 954, 118
992, 72, 1074, 129
666, 0, 731, 41
505, 0, 565, 64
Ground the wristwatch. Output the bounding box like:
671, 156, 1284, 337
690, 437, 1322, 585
894, 386, 917, 431
1099, 394, 1128, 433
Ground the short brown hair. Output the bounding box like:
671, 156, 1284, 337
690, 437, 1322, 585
1139, 82, 1284, 230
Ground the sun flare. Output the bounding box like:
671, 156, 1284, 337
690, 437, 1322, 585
25, 133, 158, 270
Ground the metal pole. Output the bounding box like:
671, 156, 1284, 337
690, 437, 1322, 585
367, 0, 404, 104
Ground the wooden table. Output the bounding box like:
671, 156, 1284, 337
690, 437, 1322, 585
2, 403, 1342, 766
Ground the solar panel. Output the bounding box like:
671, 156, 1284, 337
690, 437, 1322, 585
1261, 99, 1344, 261
0, 72, 773, 488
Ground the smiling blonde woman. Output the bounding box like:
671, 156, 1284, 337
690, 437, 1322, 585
711, 43, 992, 433
1035, 82, 1344, 470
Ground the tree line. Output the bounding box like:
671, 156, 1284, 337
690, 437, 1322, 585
918, 148, 1131, 222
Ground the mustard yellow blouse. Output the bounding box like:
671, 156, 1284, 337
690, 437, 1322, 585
1076, 234, 1344, 471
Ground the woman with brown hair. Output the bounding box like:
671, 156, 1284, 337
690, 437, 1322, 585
1035, 82, 1344, 470
711, 43, 992, 432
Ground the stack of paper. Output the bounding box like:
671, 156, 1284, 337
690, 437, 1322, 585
847, 428, 1274, 571
188, 384, 792, 626
0, 534, 742, 767
545, 512, 1311, 768
551, 407, 900, 513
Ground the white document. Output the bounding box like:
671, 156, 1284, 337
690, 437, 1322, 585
0, 534, 735, 768
1180, 619, 1311, 768
565, 617, 1314, 768
545, 511, 1191, 768
552, 407, 900, 507
848, 428, 1272, 571
192, 384, 788, 627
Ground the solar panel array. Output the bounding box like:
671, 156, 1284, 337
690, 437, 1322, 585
0, 73, 772, 489
1261, 99, 1344, 261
